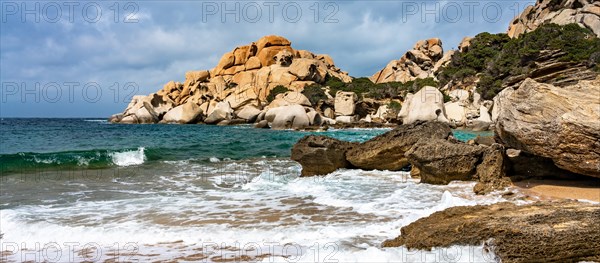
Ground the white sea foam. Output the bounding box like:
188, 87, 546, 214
1, 160, 520, 262
110, 147, 145, 166
209, 157, 220, 162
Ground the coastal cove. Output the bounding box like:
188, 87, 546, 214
2, 0, 600, 261
2, 118, 518, 262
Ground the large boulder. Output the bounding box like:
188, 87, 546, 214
204, 101, 234, 124
235, 105, 262, 122
398, 86, 449, 124
269, 104, 310, 130
334, 91, 357, 116
405, 138, 485, 185
444, 101, 467, 124
346, 122, 452, 171
161, 102, 203, 124
291, 136, 357, 176
495, 78, 600, 178
268, 91, 312, 108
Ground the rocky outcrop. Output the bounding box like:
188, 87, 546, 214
383, 200, 600, 263
110, 35, 351, 125
405, 138, 485, 185
495, 77, 600, 178
473, 144, 512, 194
291, 136, 356, 176
508, 0, 600, 38
370, 38, 446, 83
291, 121, 513, 193
397, 86, 449, 124
346, 122, 452, 171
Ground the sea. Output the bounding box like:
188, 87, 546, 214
0, 118, 518, 263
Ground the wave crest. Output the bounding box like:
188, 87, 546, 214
110, 147, 146, 167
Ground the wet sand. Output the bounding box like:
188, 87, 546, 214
514, 178, 600, 202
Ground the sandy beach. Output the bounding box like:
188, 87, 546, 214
514, 178, 600, 203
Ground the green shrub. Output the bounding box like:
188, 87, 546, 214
301, 84, 328, 106
413, 77, 439, 90
266, 85, 290, 102
438, 23, 600, 100
388, 101, 402, 111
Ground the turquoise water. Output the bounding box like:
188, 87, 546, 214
0, 119, 483, 175
0, 118, 505, 262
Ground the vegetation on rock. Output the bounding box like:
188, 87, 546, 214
438, 23, 600, 100
301, 84, 329, 106
266, 85, 290, 102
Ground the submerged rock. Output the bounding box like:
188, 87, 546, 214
383, 200, 600, 263
291, 136, 356, 177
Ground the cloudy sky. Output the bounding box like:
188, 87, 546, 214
1, 0, 534, 117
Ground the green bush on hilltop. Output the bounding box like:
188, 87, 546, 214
438, 23, 600, 100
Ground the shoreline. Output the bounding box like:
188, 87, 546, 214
514, 178, 600, 203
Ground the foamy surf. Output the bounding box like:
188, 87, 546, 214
0, 158, 526, 262
110, 147, 146, 166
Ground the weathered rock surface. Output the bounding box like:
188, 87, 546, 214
346, 122, 452, 171
508, 0, 600, 38
204, 101, 233, 124
161, 101, 203, 124
371, 38, 446, 83
334, 91, 358, 116
291, 136, 357, 176
268, 104, 311, 130
495, 77, 600, 178
383, 200, 600, 263
398, 86, 449, 124
405, 138, 485, 184
473, 144, 512, 195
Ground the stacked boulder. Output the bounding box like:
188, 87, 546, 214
508, 0, 600, 38
370, 38, 452, 83
110, 35, 351, 128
